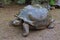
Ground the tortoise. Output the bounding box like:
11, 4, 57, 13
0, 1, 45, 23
10, 4, 55, 37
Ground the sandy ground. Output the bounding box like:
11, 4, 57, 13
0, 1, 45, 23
0, 5, 60, 40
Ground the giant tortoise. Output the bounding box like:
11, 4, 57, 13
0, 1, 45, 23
10, 4, 55, 37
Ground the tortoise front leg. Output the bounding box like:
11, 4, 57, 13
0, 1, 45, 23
22, 23, 29, 37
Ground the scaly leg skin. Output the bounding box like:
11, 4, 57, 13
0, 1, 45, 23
48, 19, 55, 29
22, 23, 29, 37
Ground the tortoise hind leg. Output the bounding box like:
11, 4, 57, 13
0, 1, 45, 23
47, 19, 55, 29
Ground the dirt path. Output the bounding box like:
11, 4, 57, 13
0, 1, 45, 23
0, 5, 60, 40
